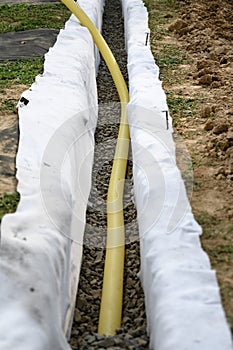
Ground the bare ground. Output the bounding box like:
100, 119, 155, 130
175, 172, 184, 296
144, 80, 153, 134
149, 0, 233, 329
0, 85, 27, 194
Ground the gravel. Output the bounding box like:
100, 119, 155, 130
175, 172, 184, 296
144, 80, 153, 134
69, 0, 149, 348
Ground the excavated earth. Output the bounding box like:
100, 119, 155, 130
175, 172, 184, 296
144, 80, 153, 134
153, 0, 233, 332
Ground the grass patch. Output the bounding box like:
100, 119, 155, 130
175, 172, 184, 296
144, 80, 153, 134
156, 45, 191, 85
0, 58, 44, 91
196, 211, 233, 259
144, 0, 179, 15
144, 0, 179, 42
166, 91, 198, 127
196, 211, 233, 330
0, 192, 20, 221
144, 0, 190, 85
196, 211, 220, 237
0, 4, 68, 108
0, 98, 18, 113
197, 212, 233, 237
167, 95, 197, 115
0, 3, 70, 33
155, 44, 188, 68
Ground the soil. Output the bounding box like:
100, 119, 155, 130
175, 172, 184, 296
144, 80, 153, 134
0, 85, 27, 194
154, 0, 233, 329
166, 0, 233, 215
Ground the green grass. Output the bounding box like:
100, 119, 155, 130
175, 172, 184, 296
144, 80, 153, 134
0, 4, 70, 33
156, 45, 191, 85
144, 0, 179, 41
0, 58, 44, 91
196, 211, 233, 257
196, 211, 220, 237
167, 95, 197, 115
155, 45, 188, 68
0, 98, 18, 113
0, 4, 68, 213
166, 92, 198, 127
196, 212, 233, 285
143, 0, 180, 44
0, 192, 20, 221
144, 0, 180, 14
0, 58, 42, 114
197, 211, 233, 329
143, 0, 189, 84
0, 4, 69, 106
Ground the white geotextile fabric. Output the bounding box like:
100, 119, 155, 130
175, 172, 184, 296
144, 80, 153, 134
122, 0, 233, 349
0, 1, 103, 349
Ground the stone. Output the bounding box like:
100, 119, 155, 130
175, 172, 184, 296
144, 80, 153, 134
74, 308, 81, 323
97, 338, 116, 348
90, 278, 97, 285
85, 335, 96, 344
137, 338, 149, 346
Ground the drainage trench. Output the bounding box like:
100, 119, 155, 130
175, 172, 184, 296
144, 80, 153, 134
69, 0, 149, 348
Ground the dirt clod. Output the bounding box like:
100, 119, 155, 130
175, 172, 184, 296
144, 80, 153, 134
201, 105, 213, 118
198, 74, 213, 86
213, 123, 228, 134
204, 120, 214, 131
168, 19, 187, 32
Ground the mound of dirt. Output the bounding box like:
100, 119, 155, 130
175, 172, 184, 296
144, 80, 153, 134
169, 0, 233, 188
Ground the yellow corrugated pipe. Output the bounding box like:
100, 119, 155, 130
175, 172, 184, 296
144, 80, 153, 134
61, 0, 130, 335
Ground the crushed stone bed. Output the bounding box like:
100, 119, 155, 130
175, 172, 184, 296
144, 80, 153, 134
69, 0, 149, 349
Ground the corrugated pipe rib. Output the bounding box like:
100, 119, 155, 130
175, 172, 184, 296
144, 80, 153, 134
61, 0, 130, 336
